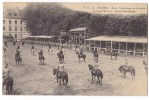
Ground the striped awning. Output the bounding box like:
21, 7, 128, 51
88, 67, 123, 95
86, 36, 147, 43
69, 27, 86, 32
27, 35, 52, 39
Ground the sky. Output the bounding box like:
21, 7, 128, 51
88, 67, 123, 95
3, 2, 148, 15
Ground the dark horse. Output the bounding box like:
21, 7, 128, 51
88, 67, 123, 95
76, 52, 86, 62
57, 52, 64, 63
3, 75, 13, 95
15, 53, 22, 65
111, 50, 118, 60
88, 64, 103, 85
53, 69, 68, 85
38, 53, 45, 64
119, 65, 135, 80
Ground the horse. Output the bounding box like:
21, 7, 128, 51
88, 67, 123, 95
77, 52, 86, 62
88, 64, 103, 85
119, 65, 135, 80
57, 52, 64, 63
53, 69, 68, 85
75, 48, 80, 54
111, 50, 118, 60
48, 48, 53, 54
104, 48, 111, 55
143, 59, 148, 75
62, 48, 66, 55
15, 53, 22, 65
3, 75, 13, 95
31, 48, 35, 55
38, 53, 45, 64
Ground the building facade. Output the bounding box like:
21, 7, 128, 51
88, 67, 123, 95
3, 8, 29, 41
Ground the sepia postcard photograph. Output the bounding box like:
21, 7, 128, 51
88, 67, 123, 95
2, 1, 148, 96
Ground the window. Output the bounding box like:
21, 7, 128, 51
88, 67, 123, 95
15, 20, 17, 24
24, 27, 27, 31
14, 13, 17, 16
3, 26, 5, 31
9, 26, 11, 31
20, 21, 23, 24
15, 26, 17, 31
9, 20, 11, 24
20, 26, 23, 31
15, 34, 17, 39
9, 13, 11, 16
20, 34, 23, 39
3, 20, 5, 24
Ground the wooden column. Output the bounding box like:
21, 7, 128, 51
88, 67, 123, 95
94, 41, 95, 50
106, 41, 107, 49
84, 30, 86, 45
111, 41, 112, 50
143, 43, 145, 57
126, 42, 128, 55
134, 43, 136, 55
118, 42, 120, 53
100, 41, 101, 49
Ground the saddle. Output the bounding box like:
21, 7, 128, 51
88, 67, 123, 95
39, 55, 44, 59
123, 65, 129, 71
56, 71, 65, 77
92, 68, 98, 74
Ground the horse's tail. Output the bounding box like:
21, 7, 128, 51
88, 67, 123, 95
133, 68, 135, 77
100, 71, 103, 79
97, 70, 103, 79
130, 66, 135, 77
66, 75, 68, 83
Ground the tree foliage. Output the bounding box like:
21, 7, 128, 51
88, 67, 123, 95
21, 3, 147, 36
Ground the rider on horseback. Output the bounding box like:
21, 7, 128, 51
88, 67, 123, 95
59, 49, 63, 54
93, 60, 99, 74
39, 49, 43, 55
48, 44, 51, 49
94, 48, 97, 53
3, 64, 10, 78
80, 48, 83, 56
123, 58, 129, 70
31, 45, 34, 54
57, 61, 65, 75
17, 45, 20, 50
125, 58, 129, 66
16, 49, 20, 56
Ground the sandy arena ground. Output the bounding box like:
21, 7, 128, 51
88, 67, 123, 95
2, 42, 148, 95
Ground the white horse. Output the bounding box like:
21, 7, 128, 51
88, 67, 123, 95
48, 48, 53, 54
31, 48, 35, 55
62, 48, 66, 55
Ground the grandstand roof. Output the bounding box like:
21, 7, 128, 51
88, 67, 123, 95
86, 35, 147, 43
